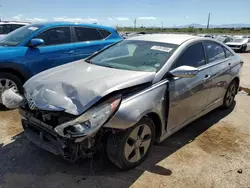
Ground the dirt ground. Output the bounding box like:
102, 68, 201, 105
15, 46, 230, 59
1, 53, 250, 188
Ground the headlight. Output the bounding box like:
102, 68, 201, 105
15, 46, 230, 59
54, 97, 121, 138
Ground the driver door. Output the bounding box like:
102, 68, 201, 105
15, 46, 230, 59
167, 42, 211, 131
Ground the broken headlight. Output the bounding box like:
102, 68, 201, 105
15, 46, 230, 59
54, 97, 121, 138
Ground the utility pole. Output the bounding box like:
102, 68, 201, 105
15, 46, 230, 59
134, 18, 137, 29
161, 21, 163, 28
207, 12, 211, 29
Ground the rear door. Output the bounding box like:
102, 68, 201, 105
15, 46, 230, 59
167, 42, 211, 131
72, 27, 113, 60
26, 26, 75, 74
203, 41, 232, 106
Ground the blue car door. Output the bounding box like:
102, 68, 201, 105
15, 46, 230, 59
72, 27, 112, 60
25, 27, 75, 75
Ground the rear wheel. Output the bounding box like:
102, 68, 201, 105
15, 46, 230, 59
222, 80, 238, 108
106, 117, 155, 170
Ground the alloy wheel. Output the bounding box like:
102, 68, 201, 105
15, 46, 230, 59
225, 82, 237, 107
124, 124, 152, 163
0, 78, 18, 94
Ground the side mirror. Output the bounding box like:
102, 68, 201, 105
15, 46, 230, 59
29, 38, 44, 48
170, 65, 198, 78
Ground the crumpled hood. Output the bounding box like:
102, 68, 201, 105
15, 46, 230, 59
24, 59, 155, 115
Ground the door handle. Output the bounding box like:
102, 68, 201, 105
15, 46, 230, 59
204, 74, 211, 81
228, 62, 231, 66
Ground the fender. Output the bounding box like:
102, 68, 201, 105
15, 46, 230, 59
104, 80, 169, 133
0, 62, 33, 81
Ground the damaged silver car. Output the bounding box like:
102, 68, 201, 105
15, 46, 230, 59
2, 34, 243, 169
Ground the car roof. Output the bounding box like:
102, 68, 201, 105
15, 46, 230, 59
127, 34, 197, 45
32, 21, 116, 31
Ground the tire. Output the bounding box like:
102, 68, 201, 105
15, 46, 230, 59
106, 117, 155, 170
221, 80, 238, 109
241, 45, 246, 53
0, 72, 24, 104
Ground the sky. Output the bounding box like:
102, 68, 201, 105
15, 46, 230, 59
0, 0, 250, 27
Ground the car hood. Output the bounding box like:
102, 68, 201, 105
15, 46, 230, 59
226, 41, 246, 45
24, 59, 156, 115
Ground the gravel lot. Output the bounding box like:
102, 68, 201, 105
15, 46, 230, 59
1, 53, 250, 188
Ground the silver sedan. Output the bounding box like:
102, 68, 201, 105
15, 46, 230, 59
4, 34, 243, 170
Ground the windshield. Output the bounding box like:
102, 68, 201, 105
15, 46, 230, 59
0, 24, 43, 46
216, 36, 226, 42
88, 40, 178, 72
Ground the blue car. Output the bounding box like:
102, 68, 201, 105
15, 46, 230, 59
0, 22, 122, 96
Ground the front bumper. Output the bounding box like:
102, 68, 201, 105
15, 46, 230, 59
227, 45, 243, 50
20, 109, 97, 162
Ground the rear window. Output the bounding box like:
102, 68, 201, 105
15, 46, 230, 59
98, 29, 111, 38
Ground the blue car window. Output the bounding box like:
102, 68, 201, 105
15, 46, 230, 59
74, 27, 102, 42
98, 29, 111, 38
36, 27, 71, 46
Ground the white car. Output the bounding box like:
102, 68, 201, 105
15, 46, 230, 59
0, 21, 30, 39
226, 38, 250, 52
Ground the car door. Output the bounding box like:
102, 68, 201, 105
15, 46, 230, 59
72, 27, 111, 60
203, 41, 232, 106
25, 27, 75, 75
167, 42, 211, 131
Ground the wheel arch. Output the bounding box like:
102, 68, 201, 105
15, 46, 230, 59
0, 63, 31, 83
145, 112, 163, 140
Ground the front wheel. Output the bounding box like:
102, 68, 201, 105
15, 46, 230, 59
241, 45, 246, 53
221, 80, 238, 108
0, 72, 23, 103
106, 117, 155, 170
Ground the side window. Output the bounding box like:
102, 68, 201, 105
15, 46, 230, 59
174, 42, 206, 68
0, 25, 3, 34
98, 29, 111, 38
11, 24, 24, 30
1, 25, 12, 34
224, 47, 233, 58
36, 27, 70, 46
203, 42, 225, 63
74, 27, 102, 42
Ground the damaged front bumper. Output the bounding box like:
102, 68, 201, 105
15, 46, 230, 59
20, 108, 99, 162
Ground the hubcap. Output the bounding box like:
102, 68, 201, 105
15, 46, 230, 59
124, 124, 152, 163
226, 83, 236, 106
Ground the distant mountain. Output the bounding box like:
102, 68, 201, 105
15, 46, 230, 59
177, 23, 250, 28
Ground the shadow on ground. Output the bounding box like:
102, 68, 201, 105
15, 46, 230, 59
0, 103, 235, 188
